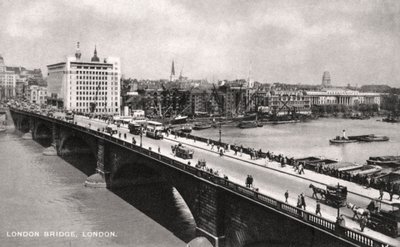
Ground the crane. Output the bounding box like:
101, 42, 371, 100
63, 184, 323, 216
212, 83, 224, 116
234, 84, 244, 115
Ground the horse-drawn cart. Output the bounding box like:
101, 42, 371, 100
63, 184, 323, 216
310, 183, 347, 208
367, 200, 400, 237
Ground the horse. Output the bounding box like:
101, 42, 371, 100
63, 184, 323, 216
346, 202, 370, 220
309, 184, 326, 200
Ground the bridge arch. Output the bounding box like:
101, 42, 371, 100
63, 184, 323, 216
20, 118, 30, 132
59, 133, 98, 176
111, 159, 198, 243
34, 122, 52, 140
59, 133, 97, 157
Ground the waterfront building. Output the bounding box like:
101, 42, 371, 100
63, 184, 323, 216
47, 43, 121, 114
267, 90, 312, 116
27, 85, 48, 105
0, 55, 17, 99
306, 89, 381, 107
189, 89, 211, 115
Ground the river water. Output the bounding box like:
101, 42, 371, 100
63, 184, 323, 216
0, 117, 191, 246
197, 118, 400, 165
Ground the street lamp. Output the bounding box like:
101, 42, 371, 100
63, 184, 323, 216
219, 122, 222, 146
140, 124, 143, 147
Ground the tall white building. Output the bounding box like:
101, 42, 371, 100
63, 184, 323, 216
0, 55, 17, 99
47, 43, 121, 114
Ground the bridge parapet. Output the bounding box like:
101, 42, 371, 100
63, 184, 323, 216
8, 107, 394, 247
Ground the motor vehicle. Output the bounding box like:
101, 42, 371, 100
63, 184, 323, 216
146, 121, 163, 139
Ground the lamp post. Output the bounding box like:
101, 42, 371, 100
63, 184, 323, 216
219, 122, 222, 146
140, 124, 143, 147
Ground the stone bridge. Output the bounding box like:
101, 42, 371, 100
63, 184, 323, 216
9, 108, 391, 247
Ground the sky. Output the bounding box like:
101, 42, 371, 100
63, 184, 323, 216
0, 0, 399, 86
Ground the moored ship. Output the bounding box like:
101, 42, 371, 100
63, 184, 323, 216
193, 122, 212, 130
367, 156, 400, 167
170, 115, 188, 125
238, 121, 262, 129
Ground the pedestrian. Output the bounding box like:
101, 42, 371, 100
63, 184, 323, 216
360, 216, 367, 232
124, 133, 127, 139
297, 195, 302, 208
284, 190, 289, 203
158, 146, 161, 153
211, 143, 214, 150
249, 175, 253, 188
240, 148, 243, 157
245, 175, 250, 188
378, 187, 384, 200
299, 163, 305, 174
316, 201, 322, 216
301, 193, 306, 210
207, 139, 209, 146
119, 132, 121, 138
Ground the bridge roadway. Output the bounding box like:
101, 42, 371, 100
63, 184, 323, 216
73, 115, 400, 246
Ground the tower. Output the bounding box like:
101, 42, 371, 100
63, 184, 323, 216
75, 42, 81, 60
322, 71, 331, 87
0, 54, 5, 72
91, 45, 100, 62
170, 60, 175, 82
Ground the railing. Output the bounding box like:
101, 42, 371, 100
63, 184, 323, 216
9, 107, 393, 247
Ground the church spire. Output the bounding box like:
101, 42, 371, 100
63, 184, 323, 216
91, 45, 100, 62
170, 60, 175, 81
75, 42, 81, 60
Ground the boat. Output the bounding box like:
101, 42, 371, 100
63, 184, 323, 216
329, 136, 357, 144
170, 115, 188, 125
348, 165, 382, 176
382, 115, 400, 123
367, 156, 400, 167
295, 156, 338, 169
330, 162, 364, 172
357, 135, 389, 142
180, 124, 192, 133
238, 121, 258, 129
193, 123, 212, 130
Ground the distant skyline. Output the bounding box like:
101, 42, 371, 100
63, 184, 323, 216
0, 0, 399, 86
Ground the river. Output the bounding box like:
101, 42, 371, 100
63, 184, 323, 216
0, 117, 191, 246
196, 118, 400, 165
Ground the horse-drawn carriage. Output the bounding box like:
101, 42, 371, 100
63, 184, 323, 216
171, 143, 194, 159
367, 200, 400, 237
310, 183, 348, 207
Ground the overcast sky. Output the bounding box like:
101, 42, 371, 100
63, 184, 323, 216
0, 0, 399, 86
